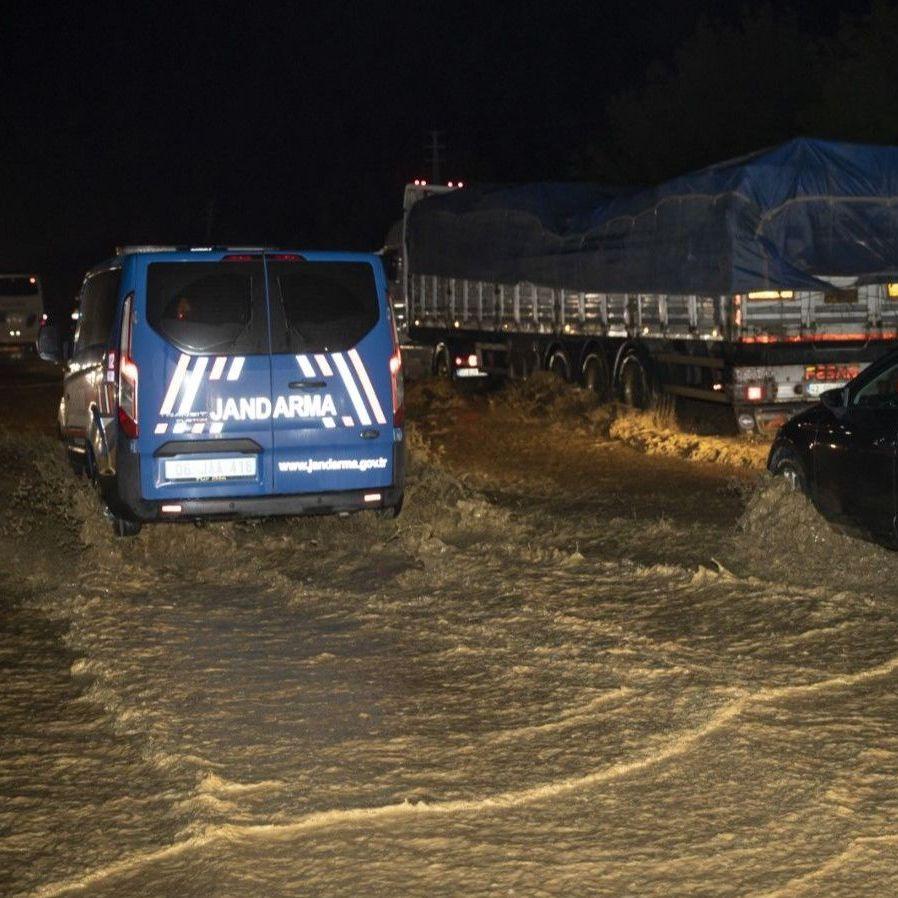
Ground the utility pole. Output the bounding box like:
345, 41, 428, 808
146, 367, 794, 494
425, 130, 445, 184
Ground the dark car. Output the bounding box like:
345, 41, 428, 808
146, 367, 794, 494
768, 347, 898, 545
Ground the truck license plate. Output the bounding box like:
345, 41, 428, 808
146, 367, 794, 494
805, 381, 845, 397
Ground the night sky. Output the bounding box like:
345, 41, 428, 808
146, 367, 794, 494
0, 1, 868, 309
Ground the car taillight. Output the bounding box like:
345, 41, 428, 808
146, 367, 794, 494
117, 292, 139, 438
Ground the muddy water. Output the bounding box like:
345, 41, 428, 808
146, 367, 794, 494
4, 372, 898, 895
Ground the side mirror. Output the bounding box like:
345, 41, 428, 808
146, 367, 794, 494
820, 386, 848, 416
36, 324, 62, 364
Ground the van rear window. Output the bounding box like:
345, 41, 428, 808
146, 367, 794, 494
147, 261, 268, 354
268, 261, 379, 353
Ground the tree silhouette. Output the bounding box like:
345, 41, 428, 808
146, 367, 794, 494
582, 5, 824, 183
801, 0, 898, 144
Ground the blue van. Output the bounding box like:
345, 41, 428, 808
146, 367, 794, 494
39, 247, 405, 536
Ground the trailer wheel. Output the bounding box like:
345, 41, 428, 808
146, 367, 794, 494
582, 353, 611, 402
433, 346, 452, 379
547, 349, 570, 381
618, 353, 653, 409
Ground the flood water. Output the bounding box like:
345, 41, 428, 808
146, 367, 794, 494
3, 364, 898, 896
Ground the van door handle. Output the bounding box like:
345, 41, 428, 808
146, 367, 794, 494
289, 380, 326, 389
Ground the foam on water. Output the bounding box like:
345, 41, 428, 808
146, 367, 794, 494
4, 398, 898, 896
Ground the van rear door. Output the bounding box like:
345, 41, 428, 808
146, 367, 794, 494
265, 254, 395, 495
134, 255, 274, 501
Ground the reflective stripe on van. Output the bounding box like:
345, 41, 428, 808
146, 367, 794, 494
154, 351, 385, 434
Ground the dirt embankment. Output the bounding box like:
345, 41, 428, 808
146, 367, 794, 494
608, 413, 769, 469
408, 373, 770, 471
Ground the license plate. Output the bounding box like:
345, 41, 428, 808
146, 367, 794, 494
164, 456, 257, 481
805, 381, 845, 397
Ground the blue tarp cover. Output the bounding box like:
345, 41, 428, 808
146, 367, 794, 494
406, 138, 898, 295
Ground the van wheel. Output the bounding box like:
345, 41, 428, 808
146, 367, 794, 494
770, 448, 808, 495
66, 446, 87, 478
111, 514, 142, 538
377, 494, 404, 519
618, 353, 653, 409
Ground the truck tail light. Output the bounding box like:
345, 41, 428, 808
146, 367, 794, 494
743, 380, 776, 402
117, 292, 139, 438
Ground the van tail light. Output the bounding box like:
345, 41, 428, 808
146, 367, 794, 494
117, 292, 139, 438
390, 351, 404, 427
388, 310, 405, 427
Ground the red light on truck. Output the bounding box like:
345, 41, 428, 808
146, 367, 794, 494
746, 385, 763, 401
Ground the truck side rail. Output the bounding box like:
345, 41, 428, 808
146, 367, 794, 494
409, 273, 898, 343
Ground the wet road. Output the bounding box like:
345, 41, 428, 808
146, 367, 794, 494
3, 362, 898, 896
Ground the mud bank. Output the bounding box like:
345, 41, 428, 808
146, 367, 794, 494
410, 373, 769, 471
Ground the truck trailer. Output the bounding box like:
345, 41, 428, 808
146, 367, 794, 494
387, 139, 898, 433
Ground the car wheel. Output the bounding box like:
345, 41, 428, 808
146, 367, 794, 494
771, 448, 808, 494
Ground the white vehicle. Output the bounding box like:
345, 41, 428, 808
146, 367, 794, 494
0, 274, 44, 355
